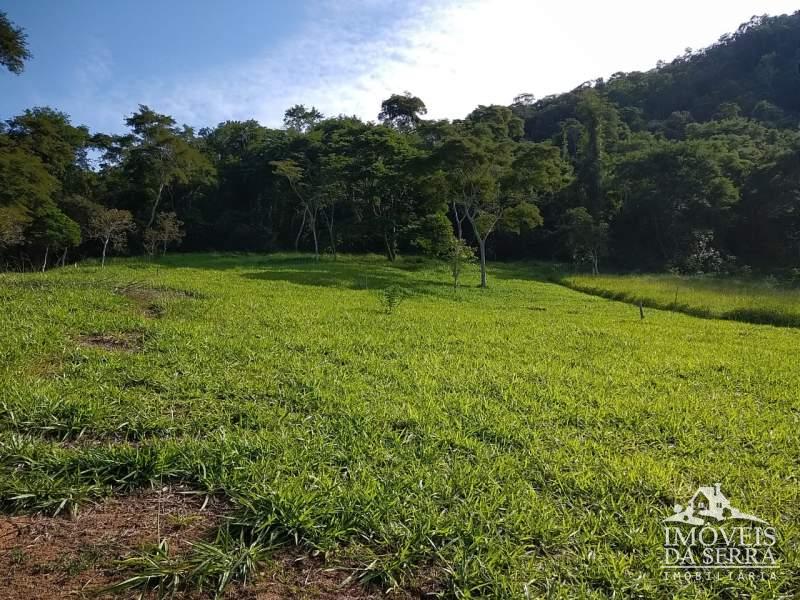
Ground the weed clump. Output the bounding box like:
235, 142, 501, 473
378, 285, 407, 314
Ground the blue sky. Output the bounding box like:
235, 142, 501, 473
2, 0, 797, 133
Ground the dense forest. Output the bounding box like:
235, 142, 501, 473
1, 11, 799, 280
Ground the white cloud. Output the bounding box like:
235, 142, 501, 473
74, 0, 799, 131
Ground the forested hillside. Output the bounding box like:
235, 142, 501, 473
1, 11, 798, 275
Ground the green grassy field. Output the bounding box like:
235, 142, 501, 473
1, 254, 798, 598
561, 272, 800, 328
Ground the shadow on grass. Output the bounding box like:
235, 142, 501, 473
491, 262, 562, 279
123, 252, 438, 274
123, 253, 316, 271
240, 265, 458, 300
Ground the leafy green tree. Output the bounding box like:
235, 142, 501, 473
409, 211, 456, 258
200, 121, 290, 250
378, 93, 427, 130
739, 147, 800, 263
574, 91, 621, 218
271, 157, 323, 259
283, 105, 324, 134
120, 106, 214, 228
0, 142, 58, 214
446, 237, 475, 289
0, 11, 31, 74
438, 109, 570, 287
612, 141, 739, 268
5, 108, 90, 180
0, 137, 82, 268
309, 117, 366, 259
561, 207, 609, 274
349, 124, 423, 262
27, 202, 81, 271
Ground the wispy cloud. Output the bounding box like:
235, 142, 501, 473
67, 0, 799, 132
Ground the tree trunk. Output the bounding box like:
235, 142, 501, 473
147, 182, 166, 229
294, 209, 306, 251
325, 205, 336, 260
310, 213, 319, 261
452, 201, 463, 240
59, 248, 68, 267
101, 238, 109, 267
384, 231, 396, 262
327, 221, 336, 260
478, 239, 487, 288
42, 246, 49, 273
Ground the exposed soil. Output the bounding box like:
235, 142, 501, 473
118, 287, 166, 319
224, 554, 382, 600
76, 332, 143, 352
231, 559, 443, 599
0, 490, 411, 599
0, 489, 225, 599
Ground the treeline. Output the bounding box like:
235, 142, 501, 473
1, 11, 799, 280
515, 13, 800, 271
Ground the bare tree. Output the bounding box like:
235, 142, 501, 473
88, 207, 135, 267
144, 211, 185, 257
0, 205, 30, 250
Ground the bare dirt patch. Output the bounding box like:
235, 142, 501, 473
0, 488, 225, 599
25, 356, 64, 379
227, 554, 382, 600
118, 287, 165, 319
0, 490, 430, 599
116, 284, 201, 319
76, 332, 143, 352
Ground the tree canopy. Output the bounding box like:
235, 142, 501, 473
0, 10, 30, 74
1, 12, 800, 277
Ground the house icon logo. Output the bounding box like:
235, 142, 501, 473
661, 483, 778, 580
664, 483, 766, 526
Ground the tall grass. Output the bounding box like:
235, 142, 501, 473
561, 272, 800, 327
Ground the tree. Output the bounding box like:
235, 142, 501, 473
120, 106, 214, 229
5, 108, 90, 180
378, 93, 427, 130
283, 105, 324, 134
88, 207, 135, 267
318, 153, 349, 259
612, 141, 739, 269
271, 158, 323, 259
0, 137, 82, 269
438, 109, 570, 287
200, 121, 290, 251
349, 124, 422, 262
447, 238, 475, 289
409, 211, 457, 258
574, 91, 621, 218
27, 202, 81, 271
144, 212, 185, 256
561, 207, 609, 274
0, 143, 58, 215
0, 11, 31, 74
739, 147, 800, 263
306, 117, 364, 259
0, 205, 30, 250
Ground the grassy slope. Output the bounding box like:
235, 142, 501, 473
561, 273, 800, 328
0, 254, 798, 598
